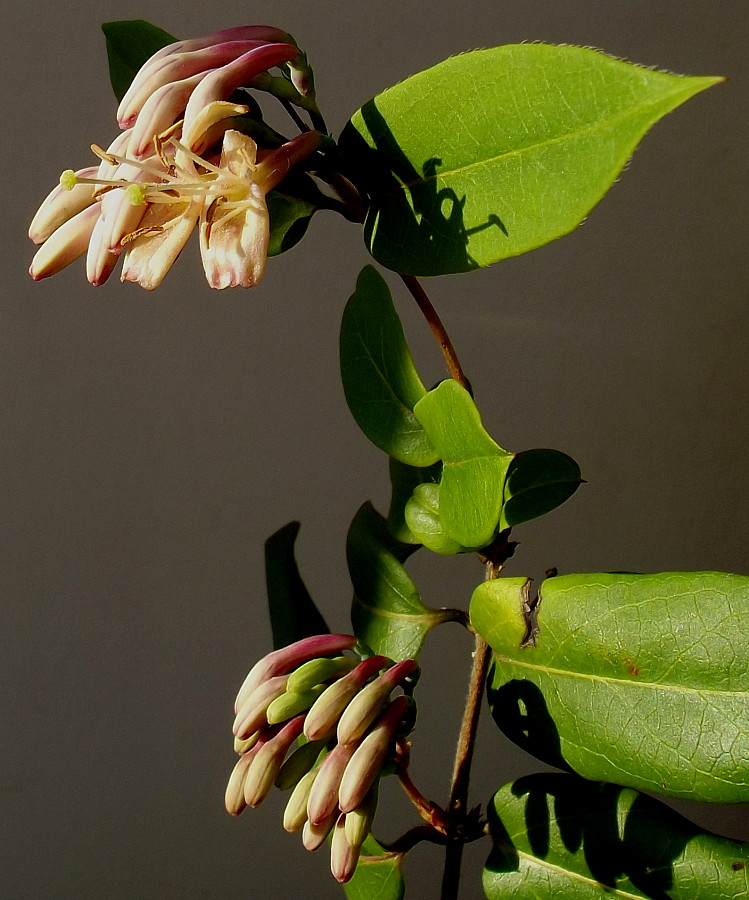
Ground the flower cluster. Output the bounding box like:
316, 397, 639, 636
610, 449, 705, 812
225, 634, 418, 883
29, 26, 319, 290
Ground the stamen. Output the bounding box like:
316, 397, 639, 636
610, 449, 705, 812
120, 224, 165, 245
90, 143, 118, 165
60, 170, 79, 191
167, 137, 226, 177
126, 184, 146, 206
202, 194, 229, 248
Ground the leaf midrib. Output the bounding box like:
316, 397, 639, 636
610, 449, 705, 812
493, 654, 746, 696
392, 84, 695, 192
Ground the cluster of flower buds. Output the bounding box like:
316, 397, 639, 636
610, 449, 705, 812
29, 26, 320, 290
224, 634, 418, 884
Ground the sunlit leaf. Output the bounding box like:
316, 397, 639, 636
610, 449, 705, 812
404, 483, 471, 555
265, 522, 329, 649
414, 380, 513, 548
102, 20, 176, 102
340, 267, 437, 466
471, 572, 749, 802
340, 44, 721, 275
484, 773, 749, 899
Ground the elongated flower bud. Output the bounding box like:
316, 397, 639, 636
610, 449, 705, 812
302, 808, 338, 852
330, 814, 359, 884
344, 787, 378, 850
336, 659, 418, 746
306, 741, 357, 826
275, 739, 327, 791
243, 716, 305, 808
304, 656, 389, 741
234, 634, 357, 714
266, 685, 326, 725
286, 656, 357, 694
29, 167, 99, 244
232, 674, 288, 738
29, 205, 100, 280
338, 696, 411, 814
224, 743, 261, 815
282, 766, 319, 833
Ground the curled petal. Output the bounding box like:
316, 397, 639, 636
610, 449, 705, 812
120, 197, 202, 290
182, 43, 299, 149
29, 204, 99, 280
200, 183, 269, 289
29, 166, 99, 244
118, 40, 272, 128
186, 101, 251, 156
128, 72, 208, 158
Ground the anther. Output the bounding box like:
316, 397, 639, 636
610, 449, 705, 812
120, 224, 165, 245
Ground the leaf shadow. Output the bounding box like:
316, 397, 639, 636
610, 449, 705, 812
341, 98, 508, 275
486, 773, 698, 899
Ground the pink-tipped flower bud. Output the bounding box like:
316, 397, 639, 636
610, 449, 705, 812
232, 674, 288, 738
304, 656, 389, 741
306, 741, 357, 826
29, 167, 99, 244
336, 659, 418, 746
243, 715, 305, 808
338, 696, 411, 814
330, 814, 360, 884
234, 634, 357, 714
302, 808, 338, 852
29, 205, 100, 281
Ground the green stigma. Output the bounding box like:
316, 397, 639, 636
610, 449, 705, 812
59, 169, 78, 191
125, 184, 146, 206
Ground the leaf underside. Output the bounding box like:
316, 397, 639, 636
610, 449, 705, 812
484, 773, 749, 899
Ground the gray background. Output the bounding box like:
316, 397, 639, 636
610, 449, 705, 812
3, 1, 747, 897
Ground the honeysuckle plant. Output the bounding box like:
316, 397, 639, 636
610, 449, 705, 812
28, 18, 747, 900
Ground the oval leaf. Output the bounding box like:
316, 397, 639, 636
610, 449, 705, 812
340, 267, 437, 466
471, 573, 749, 803
265, 522, 329, 649
500, 448, 583, 528
404, 483, 470, 555
414, 380, 513, 548
339, 45, 721, 276
102, 20, 177, 102
266, 191, 316, 257
386, 458, 441, 545
348, 502, 447, 660
344, 835, 405, 900
484, 773, 749, 899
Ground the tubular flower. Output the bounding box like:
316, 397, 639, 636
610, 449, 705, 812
225, 634, 418, 883
29, 26, 320, 290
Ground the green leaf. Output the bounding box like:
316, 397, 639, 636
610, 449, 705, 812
266, 191, 316, 257
265, 522, 329, 650
386, 458, 441, 545
484, 773, 749, 899
102, 20, 177, 102
348, 502, 447, 660
413, 380, 513, 548
471, 572, 749, 803
343, 836, 405, 900
339, 44, 721, 276
404, 483, 471, 555
340, 267, 438, 466
500, 448, 583, 528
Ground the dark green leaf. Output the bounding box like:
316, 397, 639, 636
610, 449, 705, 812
102, 20, 177, 102
266, 191, 316, 257
471, 572, 749, 803
386, 458, 441, 545
348, 503, 447, 660
340, 267, 438, 466
484, 773, 749, 899
500, 448, 582, 528
340, 45, 721, 276
265, 522, 329, 650
413, 380, 513, 548
343, 835, 405, 900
